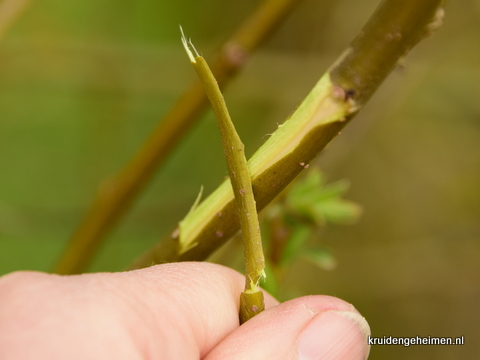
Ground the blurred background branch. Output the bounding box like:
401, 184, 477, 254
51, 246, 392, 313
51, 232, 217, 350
0, 0, 32, 41
53, 0, 302, 275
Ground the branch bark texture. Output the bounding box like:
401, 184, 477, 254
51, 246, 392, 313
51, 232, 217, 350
129, 0, 445, 270
53, 0, 302, 275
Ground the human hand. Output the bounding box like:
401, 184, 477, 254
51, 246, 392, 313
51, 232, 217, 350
0, 262, 370, 359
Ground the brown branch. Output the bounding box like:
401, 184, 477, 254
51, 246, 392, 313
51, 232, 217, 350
330, 0, 445, 107
128, 0, 445, 270
53, 0, 303, 275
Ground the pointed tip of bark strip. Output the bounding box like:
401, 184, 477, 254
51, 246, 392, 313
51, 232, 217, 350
180, 25, 199, 63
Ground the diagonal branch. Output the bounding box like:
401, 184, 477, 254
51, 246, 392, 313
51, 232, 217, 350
128, 0, 445, 270
53, 0, 303, 275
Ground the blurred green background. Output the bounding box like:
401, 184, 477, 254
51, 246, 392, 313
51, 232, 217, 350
0, 0, 478, 358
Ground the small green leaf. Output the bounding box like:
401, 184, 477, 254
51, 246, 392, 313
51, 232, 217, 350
288, 169, 324, 199
302, 248, 337, 271
311, 199, 362, 225
281, 224, 312, 266
285, 169, 361, 226
288, 169, 350, 203
315, 179, 351, 201
286, 170, 361, 226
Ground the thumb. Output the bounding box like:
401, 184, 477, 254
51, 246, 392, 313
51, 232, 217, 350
0, 262, 370, 360
0, 262, 278, 359
206, 295, 371, 360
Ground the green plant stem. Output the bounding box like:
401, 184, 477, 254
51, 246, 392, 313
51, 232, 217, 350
330, 0, 445, 108
53, 0, 303, 275
183, 35, 265, 322
128, 0, 445, 270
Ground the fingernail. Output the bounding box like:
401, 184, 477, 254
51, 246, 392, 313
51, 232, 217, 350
297, 310, 371, 360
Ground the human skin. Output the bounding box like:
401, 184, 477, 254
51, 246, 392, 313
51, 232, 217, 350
0, 262, 370, 359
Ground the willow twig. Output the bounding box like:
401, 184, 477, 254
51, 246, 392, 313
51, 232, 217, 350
53, 0, 303, 275
128, 0, 445, 270
182, 30, 265, 323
